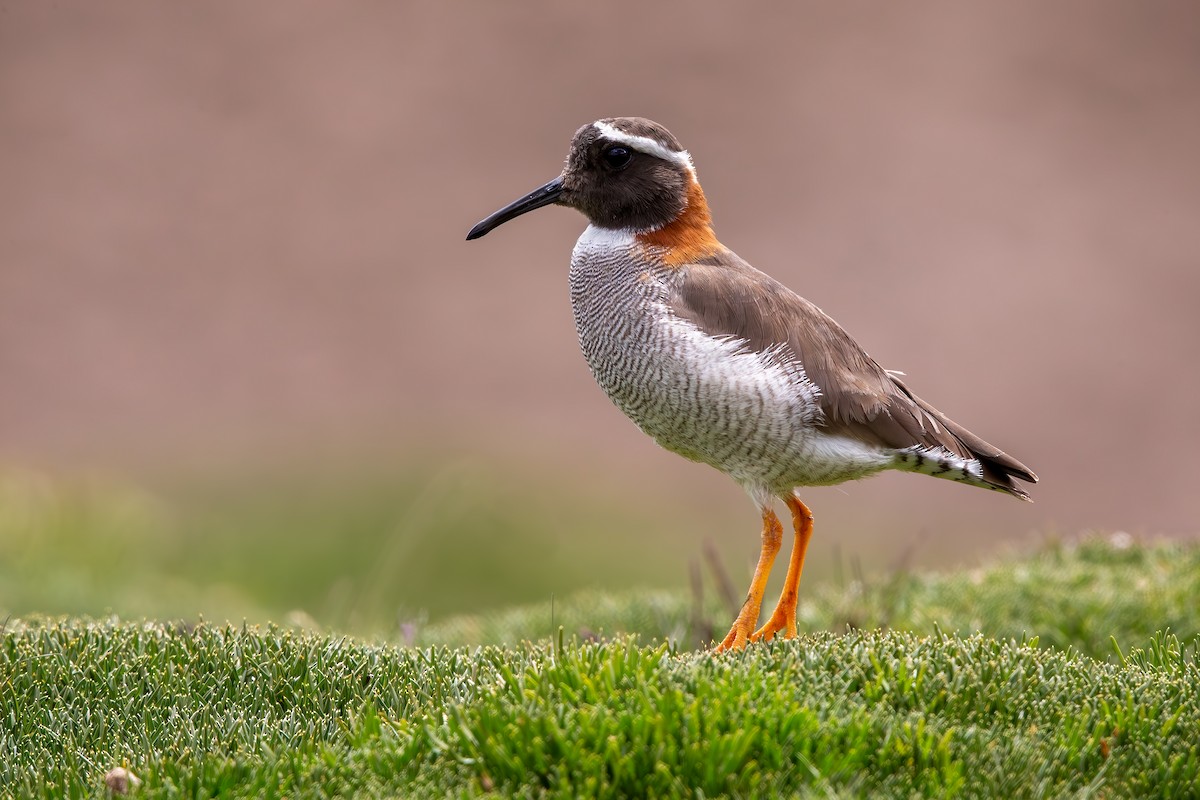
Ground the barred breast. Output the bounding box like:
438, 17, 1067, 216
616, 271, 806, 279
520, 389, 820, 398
568, 226, 893, 495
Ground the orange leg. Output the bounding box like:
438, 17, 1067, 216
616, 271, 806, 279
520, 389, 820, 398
715, 507, 783, 652
751, 495, 814, 643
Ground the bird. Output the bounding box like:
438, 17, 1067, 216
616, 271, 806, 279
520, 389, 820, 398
466, 117, 1036, 652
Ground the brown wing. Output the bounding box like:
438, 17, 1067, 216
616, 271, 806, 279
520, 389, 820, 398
668, 249, 1037, 497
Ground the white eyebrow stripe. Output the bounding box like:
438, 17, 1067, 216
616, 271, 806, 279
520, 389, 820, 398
592, 120, 695, 172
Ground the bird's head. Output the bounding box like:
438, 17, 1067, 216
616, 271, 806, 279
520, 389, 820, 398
466, 117, 702, 240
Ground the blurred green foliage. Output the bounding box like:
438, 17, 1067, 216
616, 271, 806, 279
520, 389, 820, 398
0, 465, 722, 634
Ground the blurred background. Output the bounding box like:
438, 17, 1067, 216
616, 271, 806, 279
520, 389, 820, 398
2, 1, 1198, 635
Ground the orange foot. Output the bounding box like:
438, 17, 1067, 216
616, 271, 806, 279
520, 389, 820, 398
715, 621, 748, 653
750, 604, 797, 643
715, 605, 757, 652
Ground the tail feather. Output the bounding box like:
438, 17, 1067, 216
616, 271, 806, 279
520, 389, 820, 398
910, 394, 1038, 501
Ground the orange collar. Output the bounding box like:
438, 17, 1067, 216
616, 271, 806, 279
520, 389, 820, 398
637, 180, 723, 266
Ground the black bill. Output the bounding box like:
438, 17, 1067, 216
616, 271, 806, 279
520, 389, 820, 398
466, 176, 564, 240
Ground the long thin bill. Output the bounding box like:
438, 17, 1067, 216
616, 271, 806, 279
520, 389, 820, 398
466, 176, 564, 240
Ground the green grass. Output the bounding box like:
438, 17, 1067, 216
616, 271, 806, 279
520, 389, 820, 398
4, 537, 1200, 798
4, 621, 1198, 798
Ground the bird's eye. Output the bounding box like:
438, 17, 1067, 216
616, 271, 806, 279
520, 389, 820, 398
603, 146, 633, 170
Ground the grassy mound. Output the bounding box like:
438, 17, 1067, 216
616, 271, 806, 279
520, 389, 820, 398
3, 619, 1197, 798
4, 537, 1200, 798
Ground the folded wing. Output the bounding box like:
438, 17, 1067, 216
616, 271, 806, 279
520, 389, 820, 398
668, 250, 1037, 498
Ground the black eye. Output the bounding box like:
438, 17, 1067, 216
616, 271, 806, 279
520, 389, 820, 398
603, 146, 633, 170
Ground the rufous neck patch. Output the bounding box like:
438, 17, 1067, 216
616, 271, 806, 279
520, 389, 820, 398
637, 180, 723, 266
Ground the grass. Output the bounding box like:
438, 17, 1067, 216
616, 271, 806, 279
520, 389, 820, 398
4, 536, 1200, 798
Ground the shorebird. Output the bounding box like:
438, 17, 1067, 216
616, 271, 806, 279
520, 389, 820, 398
466, 117, 1036, 652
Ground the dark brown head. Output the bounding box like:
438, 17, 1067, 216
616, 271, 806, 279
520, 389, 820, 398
466, 117, 697, 240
